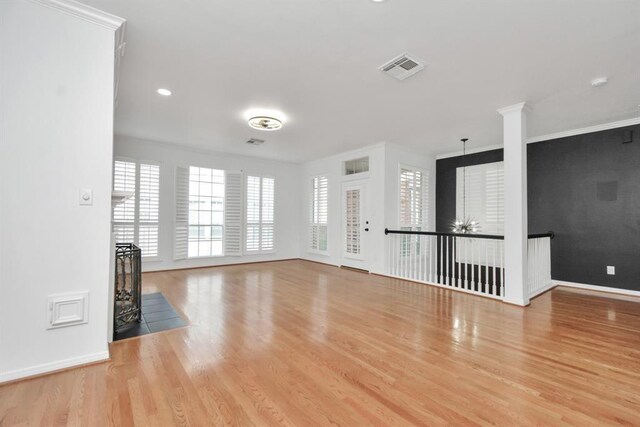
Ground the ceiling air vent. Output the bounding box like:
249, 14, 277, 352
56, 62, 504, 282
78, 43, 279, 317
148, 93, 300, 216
379, 53, 425, 81
246, 138, 265, 146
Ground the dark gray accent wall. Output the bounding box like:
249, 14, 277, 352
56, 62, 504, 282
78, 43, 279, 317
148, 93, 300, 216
436, 124, 640, 291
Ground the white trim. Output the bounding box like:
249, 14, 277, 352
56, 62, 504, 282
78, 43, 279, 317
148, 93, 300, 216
497, 102, 531, 116
307, 249, 330, 257
555, 280, 640, 298
300, 257, 340, 267
0, 351, 109, 384
29, 0, 125, 30
303, 142, 387, 167
527, 117, 640, 144
529, 282, 557, 299
436, 144, 503, 160
436, 116, 640, 160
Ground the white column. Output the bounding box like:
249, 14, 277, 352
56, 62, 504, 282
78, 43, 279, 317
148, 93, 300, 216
498, 102, 530, 306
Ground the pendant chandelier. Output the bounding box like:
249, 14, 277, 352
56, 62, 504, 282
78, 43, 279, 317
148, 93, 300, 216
452, 138, 480, 234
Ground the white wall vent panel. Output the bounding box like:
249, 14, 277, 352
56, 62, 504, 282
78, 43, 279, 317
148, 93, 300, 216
379, 53, 426, 81
47, 291, 89, 329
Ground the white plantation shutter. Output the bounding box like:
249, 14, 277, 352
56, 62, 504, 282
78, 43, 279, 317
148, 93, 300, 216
261, 177, 275, 250
246, 176, 275, 252
246, 176, 261, 251
174, 166, 189, 260
456, 161, 504, 234
138, 164, 160, 256
113, 160, 136, 243
455, 161, 504, 264
309, 176, 328, 252
485, 166, 505, 234
399, 166, 428, 230
224, 171, 243, 256
112, 160, 161, 258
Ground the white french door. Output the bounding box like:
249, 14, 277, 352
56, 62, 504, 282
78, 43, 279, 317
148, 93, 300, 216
341, 180, 369, 271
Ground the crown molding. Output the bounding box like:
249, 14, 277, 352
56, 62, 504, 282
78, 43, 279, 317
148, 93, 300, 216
436, 116, 640, 160
526, 116, 640, 144
497, 102, 531, 116
115, 134, 301, 167
29, 0, 125, 31
302, 141, 388, 166
435, 144, 503, 160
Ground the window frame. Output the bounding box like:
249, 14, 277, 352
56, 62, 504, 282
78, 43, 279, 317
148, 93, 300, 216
244, 174, 276, 254
185, 165, 226, 259
112, 157, 162, 261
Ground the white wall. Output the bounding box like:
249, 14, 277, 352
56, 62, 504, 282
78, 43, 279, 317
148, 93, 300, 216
0, 1, 121, 381
300, 143, 434, 275
114, 135, 302, 272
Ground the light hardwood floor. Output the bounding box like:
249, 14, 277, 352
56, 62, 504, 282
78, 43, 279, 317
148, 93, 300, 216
1, 259, 640, 426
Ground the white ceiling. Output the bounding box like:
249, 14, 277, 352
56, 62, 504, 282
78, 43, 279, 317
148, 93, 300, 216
84, 0, 640, 163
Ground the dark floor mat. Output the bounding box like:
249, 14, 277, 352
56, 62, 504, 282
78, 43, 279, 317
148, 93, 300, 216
114, 292, 186, 341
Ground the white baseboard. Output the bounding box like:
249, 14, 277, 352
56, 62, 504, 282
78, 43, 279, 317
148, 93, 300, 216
529, 282, 557, 299
0, 350, 110, 384
554, 280, 640, 298
299, 257, 341, 268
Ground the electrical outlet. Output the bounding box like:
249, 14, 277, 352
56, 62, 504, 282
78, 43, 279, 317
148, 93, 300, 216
607, 266, 615, 275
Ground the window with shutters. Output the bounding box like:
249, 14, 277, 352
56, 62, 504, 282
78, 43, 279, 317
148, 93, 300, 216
455, 161, 504, 234
112, 160, 160, 258
246, 176, 275, 252
187, 166, 225, 257
309, 176, 328, 253
455, 161, 504, 265
399, 166, 428, 230
398, 165, 428, 257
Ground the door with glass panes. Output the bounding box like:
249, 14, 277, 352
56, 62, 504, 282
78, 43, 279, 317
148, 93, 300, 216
341, 180, 370, 271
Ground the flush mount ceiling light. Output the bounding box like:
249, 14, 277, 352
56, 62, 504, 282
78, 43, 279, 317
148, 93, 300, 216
157, 88, 172, 96
591, 77, 608, 87
248, 116, 283, 131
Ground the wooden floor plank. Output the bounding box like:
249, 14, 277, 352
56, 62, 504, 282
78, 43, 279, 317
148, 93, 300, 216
1, 259, 640, 426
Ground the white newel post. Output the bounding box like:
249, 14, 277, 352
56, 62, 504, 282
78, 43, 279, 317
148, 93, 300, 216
498, 102, 530, 306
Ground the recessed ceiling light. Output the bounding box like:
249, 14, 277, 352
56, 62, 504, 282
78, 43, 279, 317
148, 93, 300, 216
591, 77, 608, 87
248, 116, 283, 131
371, 0, 386, 2
157, 88, 172, 96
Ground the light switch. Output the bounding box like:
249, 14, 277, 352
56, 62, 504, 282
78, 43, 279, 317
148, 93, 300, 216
79, 189, 93, 206
607, 266, 615, 275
